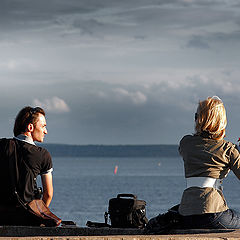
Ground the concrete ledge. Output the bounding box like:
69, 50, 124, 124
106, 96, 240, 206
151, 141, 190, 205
0, 226, 239, 240
0, 226, 143, 237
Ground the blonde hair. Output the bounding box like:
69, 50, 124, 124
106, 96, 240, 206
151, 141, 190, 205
195, 96, 227, 140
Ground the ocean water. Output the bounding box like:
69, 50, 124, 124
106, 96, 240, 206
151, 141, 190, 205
43, 156, 240, 227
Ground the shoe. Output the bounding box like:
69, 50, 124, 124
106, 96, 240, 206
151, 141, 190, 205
144, 207, 180, 234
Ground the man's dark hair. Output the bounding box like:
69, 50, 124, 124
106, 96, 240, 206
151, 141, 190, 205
13, 106, 45, 137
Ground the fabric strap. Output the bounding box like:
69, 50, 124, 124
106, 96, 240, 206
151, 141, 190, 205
186, 177, 223, 191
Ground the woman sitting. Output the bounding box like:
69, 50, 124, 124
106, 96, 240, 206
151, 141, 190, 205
179, 96, 240, 229
146, 96, 240, 232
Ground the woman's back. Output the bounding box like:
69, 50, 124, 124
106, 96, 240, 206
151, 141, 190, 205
179, 133, 240, 216
179, 134, 239, 179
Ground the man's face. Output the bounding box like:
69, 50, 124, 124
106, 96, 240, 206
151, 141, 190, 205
32, 113, 48, 142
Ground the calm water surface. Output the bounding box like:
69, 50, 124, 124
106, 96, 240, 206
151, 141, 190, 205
41, 157, 240, 227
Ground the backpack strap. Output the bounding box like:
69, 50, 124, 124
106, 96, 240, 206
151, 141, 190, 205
1, 138, 27, 206
7, 139, 19, 194
0, 138, 19, 203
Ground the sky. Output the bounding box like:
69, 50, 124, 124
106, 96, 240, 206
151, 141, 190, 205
1, 0, 240, 145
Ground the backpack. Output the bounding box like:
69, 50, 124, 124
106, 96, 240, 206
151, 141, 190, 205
0, 138, 18, 205
108, 193, 148, 228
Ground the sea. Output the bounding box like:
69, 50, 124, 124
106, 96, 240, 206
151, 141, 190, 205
42, 156, 240, 227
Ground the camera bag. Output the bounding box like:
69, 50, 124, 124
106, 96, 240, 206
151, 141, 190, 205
108, 193, 148, 228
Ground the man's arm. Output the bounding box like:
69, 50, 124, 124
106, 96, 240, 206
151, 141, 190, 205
41, 172, 53, 207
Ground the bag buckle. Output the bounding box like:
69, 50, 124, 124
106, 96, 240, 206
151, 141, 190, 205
104, 212, 109, 224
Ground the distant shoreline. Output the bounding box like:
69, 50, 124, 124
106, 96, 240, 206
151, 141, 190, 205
40, 143, 180, 158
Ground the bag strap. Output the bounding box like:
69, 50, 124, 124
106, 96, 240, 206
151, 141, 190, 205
86, 221, 111, 228
6, 139, 28, 207
3, 139, 20, 202
0, 138, 18, 203
13, 140, 40, 199
117, 193, 137, 199
142, 215, 149, 224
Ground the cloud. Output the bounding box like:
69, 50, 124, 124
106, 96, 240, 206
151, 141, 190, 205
0, 0, 240, 145
186, 35, 210, 49
186, 31, 240, 49
113, 88, 147, 104
1, 0, 236, 40
0, 58, 37, 71
94, 87, 147, 105
72, 19, 105, 35
33, 96, 70, 113
210, 31, 240, 43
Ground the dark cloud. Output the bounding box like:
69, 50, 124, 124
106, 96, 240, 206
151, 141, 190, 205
25, 79, 211, 144
0, 0, 237, 35
186, 31, 240, 49
210, 31, 240, 43
0, 0, 240, 145
72, 19, 104, 35
0, 0, 105, 32
1, 73, 240, 145
186, 35, 210, 49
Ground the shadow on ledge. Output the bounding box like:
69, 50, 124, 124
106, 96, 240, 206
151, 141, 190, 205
0, 226, 236, 237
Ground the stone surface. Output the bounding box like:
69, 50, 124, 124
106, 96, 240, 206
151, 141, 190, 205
0, 226, 240, 240
0, 226, 143, 237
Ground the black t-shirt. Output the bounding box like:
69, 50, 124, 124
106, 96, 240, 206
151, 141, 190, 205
0, 138, 52, 204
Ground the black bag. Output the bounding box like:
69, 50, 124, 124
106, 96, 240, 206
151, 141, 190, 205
108, 193, 148, 228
